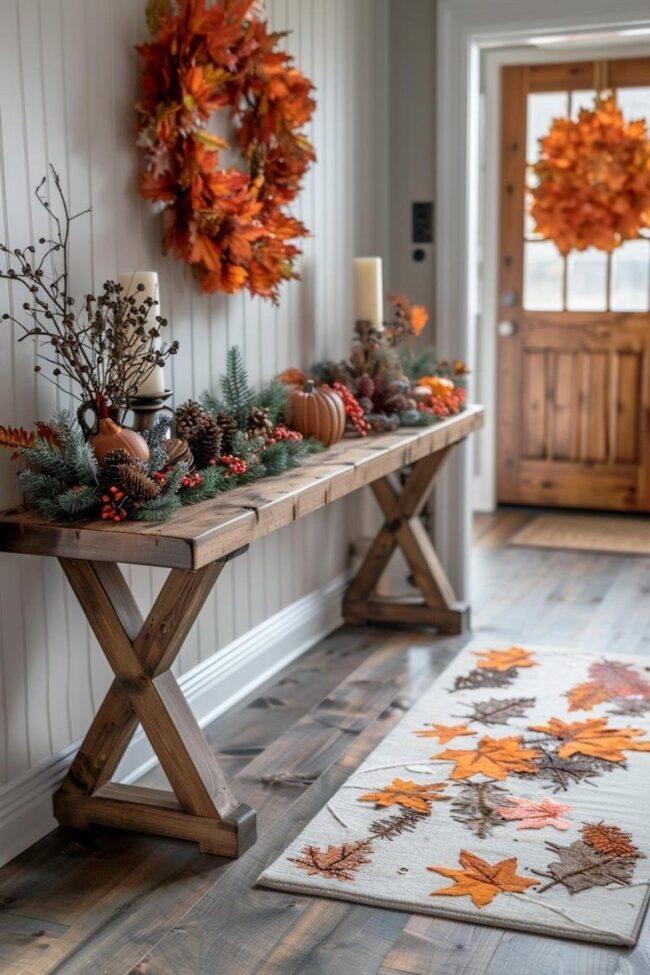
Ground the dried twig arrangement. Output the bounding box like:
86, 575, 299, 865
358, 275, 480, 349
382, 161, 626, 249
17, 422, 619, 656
0, 166, 179, 417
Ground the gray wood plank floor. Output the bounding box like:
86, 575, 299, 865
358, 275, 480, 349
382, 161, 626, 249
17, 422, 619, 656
1, 508, 649, 975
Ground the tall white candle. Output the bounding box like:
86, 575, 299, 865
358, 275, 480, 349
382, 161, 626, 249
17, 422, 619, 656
353, 257, 384, 329
118, 271, 166, 397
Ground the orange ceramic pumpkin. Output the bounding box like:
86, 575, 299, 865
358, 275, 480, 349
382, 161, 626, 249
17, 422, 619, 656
288, 381, 346, 447
90, 418, 150, 463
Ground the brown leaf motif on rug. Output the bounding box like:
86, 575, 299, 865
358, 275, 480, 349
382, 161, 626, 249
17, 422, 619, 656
449, 781, 510, 838
514, 743, 621, 793
289, 840, 374, 881
452, 646, 537, 693
433, 735, 541, 781
358, 778, 449, 814
534, 822, 645, 894
429, 850, 539, 908
566, 659, 650, 715
459, 696, 537, 727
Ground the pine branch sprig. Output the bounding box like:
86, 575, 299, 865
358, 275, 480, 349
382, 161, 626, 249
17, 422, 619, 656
220, 346, 256, 427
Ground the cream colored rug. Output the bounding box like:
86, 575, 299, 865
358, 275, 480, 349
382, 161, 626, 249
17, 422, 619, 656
258, 642, 650, 946
510, 514, 650, 557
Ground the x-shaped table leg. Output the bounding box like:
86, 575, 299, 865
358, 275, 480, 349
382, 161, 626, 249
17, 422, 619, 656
53, 556, 255, 856
342, 446, 470, 633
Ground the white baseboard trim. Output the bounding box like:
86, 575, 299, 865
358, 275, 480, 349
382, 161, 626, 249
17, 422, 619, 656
0, 571, 350, 868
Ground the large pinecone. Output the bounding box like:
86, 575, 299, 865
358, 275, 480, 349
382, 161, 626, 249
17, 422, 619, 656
119, 464, 161, 503
175, 401, 206, 441
99, 449, 161, 506
191, 415, 222, 468
216, 411, 239, 454
100, 449, 136, 491
247, 406, 274, 441
174, 401, 223, 468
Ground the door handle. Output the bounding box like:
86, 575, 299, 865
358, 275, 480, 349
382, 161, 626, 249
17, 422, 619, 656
498, 320, 518, 337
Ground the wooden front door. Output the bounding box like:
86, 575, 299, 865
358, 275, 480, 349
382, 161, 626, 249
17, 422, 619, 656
497, 59, 650, 511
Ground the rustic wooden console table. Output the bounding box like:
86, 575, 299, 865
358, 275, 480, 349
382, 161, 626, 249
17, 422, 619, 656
0, 405, 483, 857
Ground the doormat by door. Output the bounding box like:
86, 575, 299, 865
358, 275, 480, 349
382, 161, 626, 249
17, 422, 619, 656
258, 642, 650, 946
510, 514, 650, 557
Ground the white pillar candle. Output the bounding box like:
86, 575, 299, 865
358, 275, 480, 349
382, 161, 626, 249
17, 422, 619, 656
118, 271, 166, 397
353, 257, 384, 329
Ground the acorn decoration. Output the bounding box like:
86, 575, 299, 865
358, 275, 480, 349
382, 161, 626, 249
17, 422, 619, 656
90, 418, 150, 464
288, 380, 346, 447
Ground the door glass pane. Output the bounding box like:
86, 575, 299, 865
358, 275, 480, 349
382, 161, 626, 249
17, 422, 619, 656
523, 240, 564, 310
616, 87, 650, 122
566, 248, 608, 311
526, 92, 569, 163
570, 90, 597, 119
610, 239, 650, 312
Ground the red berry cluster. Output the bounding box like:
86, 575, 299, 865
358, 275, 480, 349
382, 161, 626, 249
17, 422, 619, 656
152, 470, 167, 486
181, 472, 204, 489
269, 424, 303, 444
332, 382, 370, 437
220, 455, 248, 476
101, 486, 127, 522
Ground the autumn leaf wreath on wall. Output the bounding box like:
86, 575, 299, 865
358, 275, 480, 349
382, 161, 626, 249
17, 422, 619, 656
136, 0, 316, 302
289, 647, 650, 908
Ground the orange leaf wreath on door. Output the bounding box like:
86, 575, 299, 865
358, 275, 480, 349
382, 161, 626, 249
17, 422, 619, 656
530, 95, 650, 255
136, 0, 316, 302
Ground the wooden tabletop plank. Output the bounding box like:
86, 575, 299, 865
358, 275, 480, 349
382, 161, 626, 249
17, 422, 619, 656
0, 407, 484, 569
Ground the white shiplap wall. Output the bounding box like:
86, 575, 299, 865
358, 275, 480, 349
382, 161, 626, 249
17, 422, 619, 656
0, 0, 389, 793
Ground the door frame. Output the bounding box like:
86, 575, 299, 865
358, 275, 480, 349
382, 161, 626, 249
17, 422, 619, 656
435, 0, 650, 598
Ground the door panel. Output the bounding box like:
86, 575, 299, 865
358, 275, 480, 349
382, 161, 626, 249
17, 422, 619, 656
497, 61, 650, 511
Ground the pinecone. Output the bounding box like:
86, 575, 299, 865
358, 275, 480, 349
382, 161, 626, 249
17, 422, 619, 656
174, 400, 206, 441
118, 464, 161, 504
163, 437, 196, 473
356, 374, 375, 399
216, 411, 239, 453
247, 406, 274, 441
99, 449, 136, 491
191, 414, 222, 469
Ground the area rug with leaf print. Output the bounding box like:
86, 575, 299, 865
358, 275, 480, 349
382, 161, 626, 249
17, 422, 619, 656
257, 643, 650, 946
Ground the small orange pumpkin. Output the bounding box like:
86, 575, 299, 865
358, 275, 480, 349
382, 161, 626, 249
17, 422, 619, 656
288, 380, 346, 447
90, 418, 150, 463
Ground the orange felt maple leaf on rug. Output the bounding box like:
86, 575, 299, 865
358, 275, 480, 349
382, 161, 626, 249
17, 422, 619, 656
473, 647, 537, 672
413, 723, 477, 745
433, 735, 541, 781
530, 717, 650, 763
429, 850, 538, 908
358, 778, 449, 814
567, 660, 650, 712
494, 796, 573, 831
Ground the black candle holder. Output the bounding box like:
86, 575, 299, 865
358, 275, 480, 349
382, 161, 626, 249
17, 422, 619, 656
128, 390, 174, 433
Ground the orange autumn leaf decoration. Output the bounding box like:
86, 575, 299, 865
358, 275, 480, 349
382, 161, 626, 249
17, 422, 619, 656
358, 778, 449, 814
429, 851, 538, 908
136, 0, 316, 302
433, 735, 541, 781
530, 96, 650, 255
567, 659, 650, 712
414, 723, 477, 745
530, 716, 650, 763
473, 646, 537, 672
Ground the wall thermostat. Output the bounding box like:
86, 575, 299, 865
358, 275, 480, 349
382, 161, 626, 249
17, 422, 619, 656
412, 202, 434, 244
